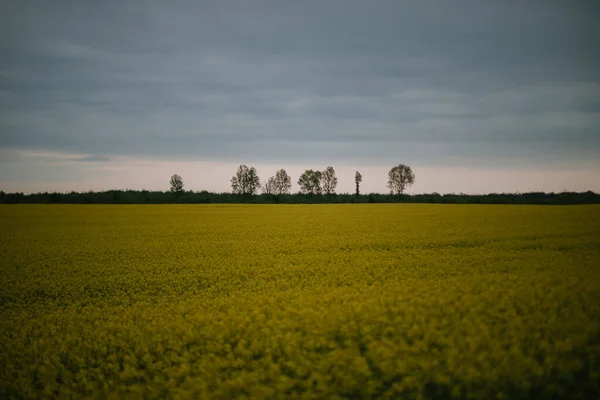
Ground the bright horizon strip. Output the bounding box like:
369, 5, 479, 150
0, 150, 599, 195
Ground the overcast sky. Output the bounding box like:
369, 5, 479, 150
1, 0, 599, 194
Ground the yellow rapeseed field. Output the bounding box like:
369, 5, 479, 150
1, 204, 599, 399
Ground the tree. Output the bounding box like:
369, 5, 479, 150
298, 169, 322, 195
169, 174, 184, 196
355, 171, 362, 197
320, 166, 338, 196
272, 169, 292, 195
263, 177, 276, 195
231, 165, 261, 196
263, 169, 292, 198
387, 164, 415, 195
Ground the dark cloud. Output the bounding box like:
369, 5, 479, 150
1, 0, 599, 168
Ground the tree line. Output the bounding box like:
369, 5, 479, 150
2, 190, 598, 205
169, 164, 415, 203
2, 163, 599, 205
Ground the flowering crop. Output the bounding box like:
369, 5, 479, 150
1, 204, 599, 399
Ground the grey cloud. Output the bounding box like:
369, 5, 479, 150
1, 0, 599, 170
76, 155, 111, 162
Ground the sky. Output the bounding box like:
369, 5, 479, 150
1, 0, 599, 194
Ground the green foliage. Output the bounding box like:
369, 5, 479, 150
321, 166, 338, 196
387, 164, 415, 195
231, 165, 261, 196
1, 204, 600, 399
1, 190, 600, 205
169, 174, 184, 194
355, 171, 362, 197
263, 169, 292, 196
298, 170, 323, 195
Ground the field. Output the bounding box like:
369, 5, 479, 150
1, 204, 599, 399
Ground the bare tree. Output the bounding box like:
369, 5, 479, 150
231, 165, 261, 196
387, 164, 415, 195
169, 174, 184, 196
298, 170, 322, 195
355, 171, 362, 197
320, 166, 338, 196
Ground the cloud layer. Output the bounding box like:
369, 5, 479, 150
1, 0, 599, 192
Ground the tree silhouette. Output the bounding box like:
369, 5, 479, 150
263, 169, 292, 202
321, 166, 338, 196
387, 164, 415, 196
263, 177, 275, 195
355, 171, 362, 197
273, 169, 292, 195
231, 165, 261, 197
169, 174, 184, 198
298, 170, 322, 195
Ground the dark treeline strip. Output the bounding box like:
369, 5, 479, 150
1, 190, 599, 205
